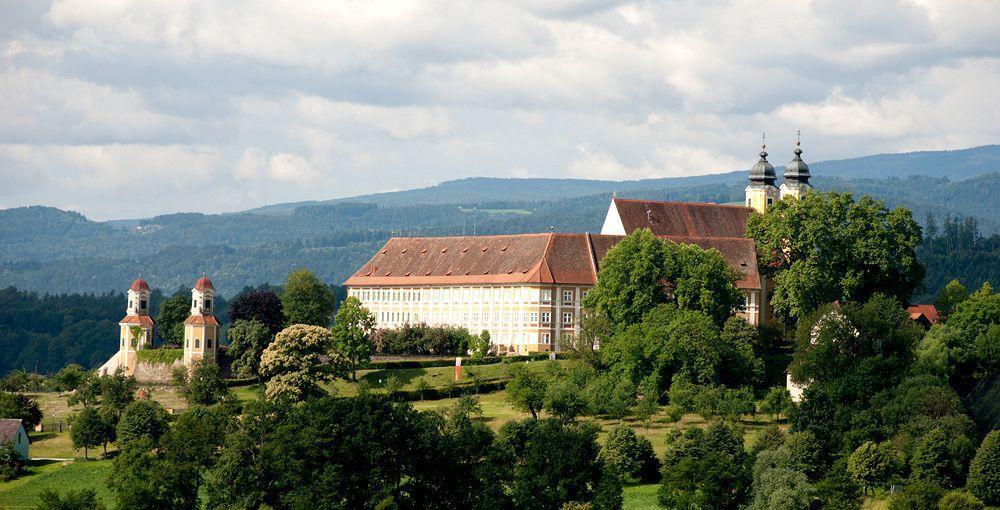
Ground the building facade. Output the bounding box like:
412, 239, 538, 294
346, 139, 811, 353
183, 276, 220, 367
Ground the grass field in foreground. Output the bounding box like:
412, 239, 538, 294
0, 459, 113, 509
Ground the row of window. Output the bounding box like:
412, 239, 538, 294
184, 337, 213, 349
354, 287, 588, 304
377, 310, 575, 326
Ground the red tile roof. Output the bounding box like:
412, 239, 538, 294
194, 276, 215, 291
130, 277, 150, 292
184, 315, 220, 326
906, 304, 940, 324
611, 198, 752, 237
345, 233, 760, 290
120, 315, 155, 326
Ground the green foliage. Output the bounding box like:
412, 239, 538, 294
813, 458, 863, 510
71, 407, 110, 459
968, 430, 1000, 505
331, 296, 375, 381
506, 364, 549, 420
228, 289, 285, 335
155, 289, 190, 346
0, 391, 42, 429
260, 324, 343, 401
108, 438, 199, 510
52, 364, 88, 391
658, 422, 749, 510
848, 441, 898, 495
115, 400, 169, 450
374, 323, 475, 355
747, 447, 813, 510
936, 279, 970, 321
583, 229, 742, 329
183, 363, 228, 406
37, 488, 107, 510
470, 330, 491, 358
937, 491, 984, 510
281, 268, 335, 327
910, 427, 961, 488
0, 440, 24, 481
746, 191, 924, 325
544, 378, 589, 423
887, 480, 945, 510
134, 348, 182, 365
760, 386, 794, 420
601, 425, 660, 483
227, 319, 271, 381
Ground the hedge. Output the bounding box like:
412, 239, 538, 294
367, 353, 564, 370
136, 348, 183, 365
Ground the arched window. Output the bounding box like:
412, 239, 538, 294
207, 338, 212, 348
195, 339, 200, 348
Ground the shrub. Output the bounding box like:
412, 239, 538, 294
602, 425, 660, 483
968, 430, 1000, 505
373, 323, 473, 355
0, 441, 24, 481
135, 348, 183, 365
938, 491, 984, 510
887, 480, 945, 510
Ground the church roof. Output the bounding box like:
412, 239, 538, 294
120, 315, 155, 326
749, 145, 776, 185
184, 315, 220, 325
129, 277, 150, 292
345, 232, 760, 290
610, 198, 752, 238
194, 276, 215, 291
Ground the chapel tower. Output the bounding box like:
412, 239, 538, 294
745, 134, 780, 214
182, 276, 219, 368
780, 131, 813, 200
117, 277, 155, 375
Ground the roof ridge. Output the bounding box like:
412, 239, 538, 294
613, 197, 751, 210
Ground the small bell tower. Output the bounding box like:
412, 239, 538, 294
118, 277, 155, 375
183, 275, 220, 368
745, 133, 780, 213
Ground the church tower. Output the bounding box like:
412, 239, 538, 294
745, 134, 779, 213
182, 276, 220, 368
117, 277, 155, 375
780, 131, 812, 200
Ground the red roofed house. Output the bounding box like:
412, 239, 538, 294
346, 141, 807, 354
183, 276, 220, 367
906, 304, 940, 328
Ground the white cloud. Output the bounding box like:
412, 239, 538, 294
0, 0, 996, 218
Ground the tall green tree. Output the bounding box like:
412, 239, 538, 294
506, 364, 548, 420
70, 407, 106, 459
228, 290, 285, 335
226, 319, 271, 382
0, 391, 42, 429
259, 324, 344, 401
183, 363, 228, 406
583, 229, 742, 329
936, 279, 970, 322
847, 441, 897, 496
156, 289, 191, 346
281, 269, 335, 327
968, 430, 1000, 505
116, 400, 169, 449
330, 296, 375, 381
746, 191, 924, 325
658, 422, 750, 510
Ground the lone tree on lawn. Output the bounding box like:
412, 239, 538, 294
505, 364, 548, 420
330, 296, 376, 381
71, 407, 106, 459
260, 324, 346, 401
281, 269, 335, 327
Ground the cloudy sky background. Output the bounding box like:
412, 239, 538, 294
1, 0, 998, 220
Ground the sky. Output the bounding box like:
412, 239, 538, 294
1, 0, 998, 220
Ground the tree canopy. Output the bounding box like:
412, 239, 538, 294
280, 269, 335, 327
746, 191, 924, 325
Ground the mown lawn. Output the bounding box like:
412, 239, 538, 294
0, 459, 113, 509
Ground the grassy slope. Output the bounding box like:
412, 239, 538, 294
0, 460, 113, 509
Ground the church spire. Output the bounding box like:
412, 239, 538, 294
780, 130, 812, 200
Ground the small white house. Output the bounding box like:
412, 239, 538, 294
0, 419, 30, 460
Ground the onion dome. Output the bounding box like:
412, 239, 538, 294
194, 276, 215, 291
749, 134, 776, 185
130, 277, 150, 292
784, 131, 811, 185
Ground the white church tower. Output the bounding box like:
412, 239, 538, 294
182, 276, 220, 368
745, 134, 780, 214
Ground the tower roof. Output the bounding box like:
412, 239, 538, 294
129, 277, 150, 292
194, 276, 215, 291
749, 135, 776, 185
784, 132, 811, 183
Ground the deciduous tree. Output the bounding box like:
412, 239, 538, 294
260, 324, 343, 401
226, 319, 271, 382
228, 290, 285, 335
330, 296, 375, 381
280, 269, 335, 327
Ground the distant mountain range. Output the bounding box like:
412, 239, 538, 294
2, 145, 999, 298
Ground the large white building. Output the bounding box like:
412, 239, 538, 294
345, 140, 811, 353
